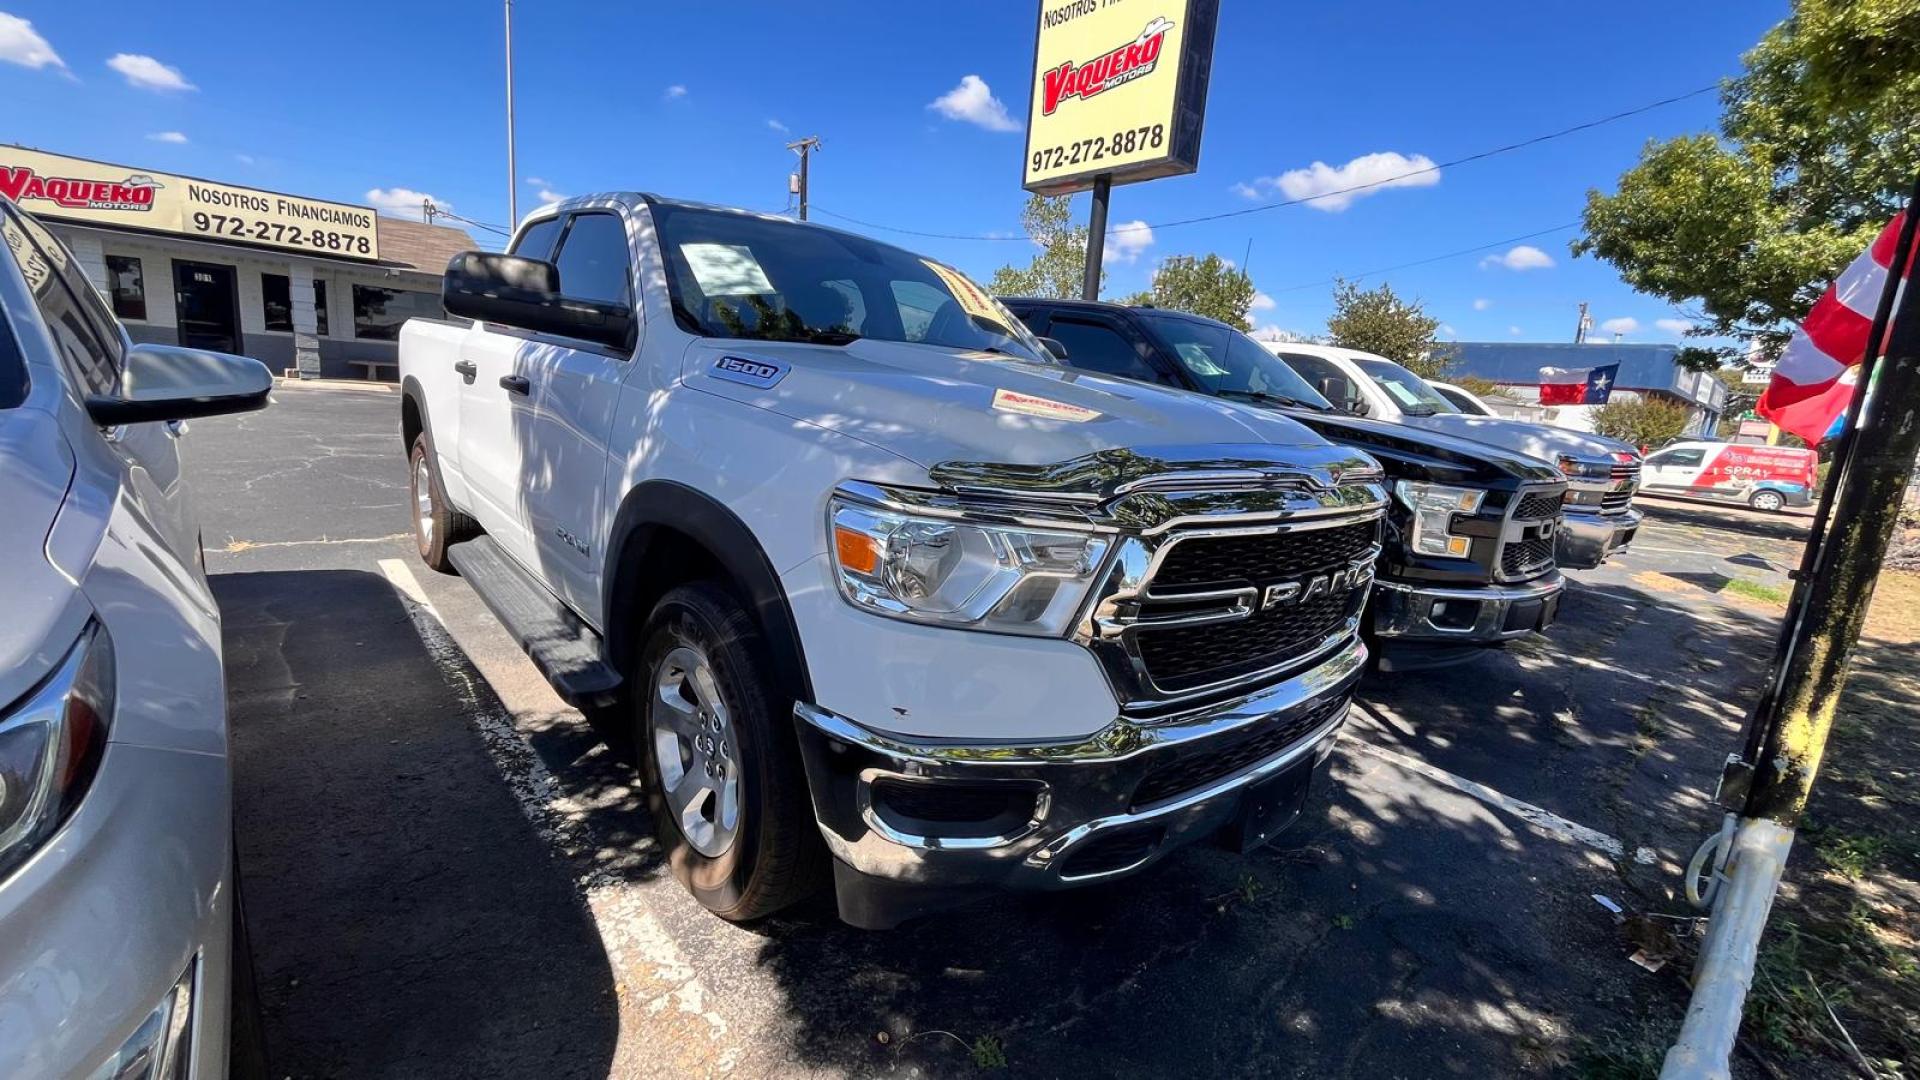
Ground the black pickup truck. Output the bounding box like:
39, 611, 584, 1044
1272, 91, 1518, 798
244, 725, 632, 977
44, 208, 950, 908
1005, 298, 1569, 670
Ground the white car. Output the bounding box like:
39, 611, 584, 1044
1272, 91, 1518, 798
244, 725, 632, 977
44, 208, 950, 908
0, 198, 271, 1078
400, 194, 1388, 929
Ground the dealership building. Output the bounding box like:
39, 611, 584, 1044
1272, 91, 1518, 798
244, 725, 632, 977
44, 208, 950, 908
0, 147, 474, 380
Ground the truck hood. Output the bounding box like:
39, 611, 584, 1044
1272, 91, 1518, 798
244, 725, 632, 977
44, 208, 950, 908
683, 337, 1333, 470
1400, 412, 1635, 465
0, 406, 92, 709
1279, 408, 1562, 486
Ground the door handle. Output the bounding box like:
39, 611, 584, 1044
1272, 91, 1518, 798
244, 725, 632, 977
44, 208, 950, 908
500, 374, 531, 395
453, 360, 477, 381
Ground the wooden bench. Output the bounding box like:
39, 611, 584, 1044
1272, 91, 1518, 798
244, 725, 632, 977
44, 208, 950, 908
350, 359, 399, 382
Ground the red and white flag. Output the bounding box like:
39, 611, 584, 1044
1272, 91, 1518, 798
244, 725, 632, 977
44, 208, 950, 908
1757, 212, 1912, 444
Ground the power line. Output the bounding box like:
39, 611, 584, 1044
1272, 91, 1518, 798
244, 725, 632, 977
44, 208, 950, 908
810, 83, 1718, 242
424, 202, 512, 237
1264, 221, 1582, 294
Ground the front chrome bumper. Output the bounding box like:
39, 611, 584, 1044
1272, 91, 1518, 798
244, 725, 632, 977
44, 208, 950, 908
793, 635, 1366, 928
1557, 507, 1642, 568
1371, 572, 1563, 645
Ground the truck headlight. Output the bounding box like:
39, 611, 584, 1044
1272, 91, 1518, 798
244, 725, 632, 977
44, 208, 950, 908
1556, 455, 1614, 481
1392, 480, 1484, 559
1, 621, 114, 883
828, 496, 1110, 637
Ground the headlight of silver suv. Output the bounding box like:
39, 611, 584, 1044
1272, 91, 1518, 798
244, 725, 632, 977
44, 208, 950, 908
1392, 480, 1484, 559
0, 620, 114, 882
828, 495, 1111, 636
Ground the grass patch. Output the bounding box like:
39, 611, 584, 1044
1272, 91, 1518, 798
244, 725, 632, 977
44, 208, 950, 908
1723, 577, 1788, 605
1570, 1027, 1665, 1080
970, 1035, 1007, 1070
1813, 831, 1890, 880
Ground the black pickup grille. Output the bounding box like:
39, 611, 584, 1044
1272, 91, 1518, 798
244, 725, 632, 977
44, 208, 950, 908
1130, 694, 1347, 809
1151, 520, 1378, 591
1511, 489, 1564, 522
1138, 591, 1353, 692
1501, 537, 1557, 579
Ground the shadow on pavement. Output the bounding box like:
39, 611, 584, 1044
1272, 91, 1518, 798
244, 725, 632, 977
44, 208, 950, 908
216, 569, 619, 1080
1637, 496, 1814, 544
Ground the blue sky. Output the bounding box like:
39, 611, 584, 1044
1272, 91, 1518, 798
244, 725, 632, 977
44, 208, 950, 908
0, 0, 1784, 343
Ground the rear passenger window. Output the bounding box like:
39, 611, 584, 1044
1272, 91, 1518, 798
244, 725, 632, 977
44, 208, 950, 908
1048, 317, 1160, 382
552, 213, 633, 306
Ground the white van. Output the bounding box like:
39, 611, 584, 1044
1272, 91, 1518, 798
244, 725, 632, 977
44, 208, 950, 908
1640, 440, 1818, 512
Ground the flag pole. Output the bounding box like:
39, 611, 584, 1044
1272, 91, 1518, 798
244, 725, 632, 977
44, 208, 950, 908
1661, 179, 1920, 1080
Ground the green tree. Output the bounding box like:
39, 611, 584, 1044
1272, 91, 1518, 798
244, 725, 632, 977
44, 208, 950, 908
1591, 396, 1694, 449
1576, 0, 1920, 355
1325, 279, 1453, 378
1119, 253, 1256, 330
988, 194, 1096, 299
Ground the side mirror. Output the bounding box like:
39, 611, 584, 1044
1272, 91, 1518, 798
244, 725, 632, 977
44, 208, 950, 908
442, 251, 635, 351
1039, 336, 1069, 361
85, 344, 272, 426
1348, 397, 1371, 417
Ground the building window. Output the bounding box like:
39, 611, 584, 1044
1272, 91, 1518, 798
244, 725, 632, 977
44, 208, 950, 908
106, 255, 146, 321
262, 273, 293, 331
263, 274, 333, 336
352, 284, 442, 341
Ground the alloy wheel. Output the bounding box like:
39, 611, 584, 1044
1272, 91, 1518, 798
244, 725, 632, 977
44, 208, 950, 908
413, 455, 435, 548
650, 645, 742, 857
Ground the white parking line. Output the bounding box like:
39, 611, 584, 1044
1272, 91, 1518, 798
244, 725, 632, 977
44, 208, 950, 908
1342, 723, 1659, 866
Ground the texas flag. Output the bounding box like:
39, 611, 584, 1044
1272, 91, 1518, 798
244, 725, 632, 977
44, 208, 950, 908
1758, 211, 1912, 444
1539, 363, 1619, 405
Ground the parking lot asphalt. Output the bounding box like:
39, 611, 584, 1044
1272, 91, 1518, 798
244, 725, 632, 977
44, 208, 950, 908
192, 382, 1817, 1078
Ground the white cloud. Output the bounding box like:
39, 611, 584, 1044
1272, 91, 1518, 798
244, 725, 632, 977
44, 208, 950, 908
1509, 325, 1524, 336
1600, 317, 1639, 337
1250, 291, 1276, 312
365, 187, 446, 221
536, 188, 566, 206
524, 176, 548, 187
1655, 317, 1694, 337
1103, 220, 1154, 265
1480, 245, 1555, 271
1251, 325, 1312, 343
1230, 181, 1262, 200
766, 118, 789, 133
0, 13, 64, 71
1439, 323, 1458, 339
928, 74, 1019, 132
1472, 298, 1492, 311
234, 153, 256, 166
663, 84, 688, 101
1237, 151, 1440, 212
146, 131, 188, 144
107, 53, 194, 92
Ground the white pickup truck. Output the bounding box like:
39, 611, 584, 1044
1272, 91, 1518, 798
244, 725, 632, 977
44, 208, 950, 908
399, 194, 1389, 928
1262, 342, 1644, 567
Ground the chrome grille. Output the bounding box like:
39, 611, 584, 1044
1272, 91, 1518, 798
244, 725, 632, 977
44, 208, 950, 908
1601, 490, 1635, 514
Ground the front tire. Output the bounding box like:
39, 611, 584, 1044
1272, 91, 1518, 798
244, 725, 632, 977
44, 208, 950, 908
409, 432, 475, 572
636, 583, 825, 921
1749, 489, 1785, 513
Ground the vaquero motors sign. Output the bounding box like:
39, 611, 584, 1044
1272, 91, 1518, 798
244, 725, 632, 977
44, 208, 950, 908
0, 147, 380, 261
1022, 0, 1219, 195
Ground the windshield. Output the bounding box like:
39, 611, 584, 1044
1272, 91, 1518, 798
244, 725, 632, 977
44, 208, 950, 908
1357, 358, 1458, 417
1137, 313, 1333, 409
652, 203, 1049, 361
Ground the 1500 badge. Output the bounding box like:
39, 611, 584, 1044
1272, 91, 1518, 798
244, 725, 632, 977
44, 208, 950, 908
711, 355, 789, 389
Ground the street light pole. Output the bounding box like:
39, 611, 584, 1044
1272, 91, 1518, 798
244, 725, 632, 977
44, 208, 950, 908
504, 0, 518, 228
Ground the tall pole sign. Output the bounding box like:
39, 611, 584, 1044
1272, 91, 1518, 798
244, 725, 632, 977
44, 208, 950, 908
1023, 0, 1220, 300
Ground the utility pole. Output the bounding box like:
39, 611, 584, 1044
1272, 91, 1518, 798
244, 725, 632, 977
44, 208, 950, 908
1662, 182, 1920, 1079
786, 136, 821, 220
1082, 175, 1112, 301
504, 0, 518, 227
1575, 301, 1591, 344
422, 199, 436, 226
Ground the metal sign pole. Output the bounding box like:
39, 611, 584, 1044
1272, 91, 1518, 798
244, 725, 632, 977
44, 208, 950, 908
1663, 181, 1920, 1079
1082, 175, 1111, 301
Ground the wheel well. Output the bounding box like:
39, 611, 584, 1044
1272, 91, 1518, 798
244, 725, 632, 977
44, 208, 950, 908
606, 525, 729, 670
401, 391, 423, 454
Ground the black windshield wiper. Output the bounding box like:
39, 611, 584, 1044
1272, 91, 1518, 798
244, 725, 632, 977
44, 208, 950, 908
1214, 388, 1327, 412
